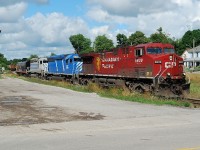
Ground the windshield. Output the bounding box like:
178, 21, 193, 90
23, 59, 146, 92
74, 58, 82, 62
164, 48, 175, 54
147, 48, 162, 54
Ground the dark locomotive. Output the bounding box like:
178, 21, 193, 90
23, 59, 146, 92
16, 60, 30, 76
15, 43, 190, 98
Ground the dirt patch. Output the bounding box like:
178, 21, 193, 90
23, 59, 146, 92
0, 96, 105, 126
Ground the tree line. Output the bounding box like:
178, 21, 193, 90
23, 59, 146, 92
1, 27, 200, 69
69, 27, 200, 55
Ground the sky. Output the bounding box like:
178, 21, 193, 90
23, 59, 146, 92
0, 0, 200, 59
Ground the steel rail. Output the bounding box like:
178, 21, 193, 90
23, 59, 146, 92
184, 97, 200, 107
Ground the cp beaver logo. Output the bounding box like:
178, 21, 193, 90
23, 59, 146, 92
96, 57, 101, 71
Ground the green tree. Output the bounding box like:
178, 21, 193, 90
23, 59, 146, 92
150, 27, 173, 44
182, 29, 200, 49
174, 40, 186, 55
0, 53, 8, 69
8, 59, 22, 65
94, 35, 114, 52
69, 34, 92, 54
50, 52, 56, 56
172, 29, 200, 55
116, 33, 128, 47
29, 54, 38, 60
128, 31, 149, 46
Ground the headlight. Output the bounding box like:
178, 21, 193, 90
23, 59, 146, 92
167, 72, 171, 76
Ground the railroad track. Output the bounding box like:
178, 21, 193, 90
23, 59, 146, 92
185, 97, 200, 108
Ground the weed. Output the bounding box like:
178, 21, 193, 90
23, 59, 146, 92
187, 73, 200, 98
6, 73, 193, 107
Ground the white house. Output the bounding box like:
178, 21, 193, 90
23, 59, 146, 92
181, 45, 200, 68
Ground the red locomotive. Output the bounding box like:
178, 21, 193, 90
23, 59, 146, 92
80, 43, 190, 98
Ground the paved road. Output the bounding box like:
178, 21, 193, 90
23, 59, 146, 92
0, 77, 200, 150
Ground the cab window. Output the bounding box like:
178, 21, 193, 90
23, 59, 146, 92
147, 48, 162, 54
74, 58, 82, 62
164, 48, 175, 54
66, 59, 69, 64
135, 48, 143, 57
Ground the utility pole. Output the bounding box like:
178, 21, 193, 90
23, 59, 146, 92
193, 39, 195, 70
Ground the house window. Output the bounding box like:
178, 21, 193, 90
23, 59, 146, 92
191, 53, 193, 58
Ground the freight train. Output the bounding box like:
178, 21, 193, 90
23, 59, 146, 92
15, 43, 190, 98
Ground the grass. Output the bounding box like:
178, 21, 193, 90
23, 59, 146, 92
6, 72, 192, 108
97, 87, 190, 107
187, 73, 200, 99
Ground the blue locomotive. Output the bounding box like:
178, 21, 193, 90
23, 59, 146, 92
46, 53, 83, 81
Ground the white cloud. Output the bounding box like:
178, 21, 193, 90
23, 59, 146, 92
0, 2, 27, 23
87, 7, 110, 23
173, 0, 193, 7
1, 0, 200, 59
0, 12, 89, 59
26, 13, 89, 45
87, 0, 177, 17
86, 0, 200, 39
0, 0, 49, 6
90, 26, 110, 37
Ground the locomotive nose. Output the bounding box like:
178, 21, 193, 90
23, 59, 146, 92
164, 54, 183, 78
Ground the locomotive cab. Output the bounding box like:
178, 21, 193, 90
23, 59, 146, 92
28, 58, 48, 77
137, 43, 190, 97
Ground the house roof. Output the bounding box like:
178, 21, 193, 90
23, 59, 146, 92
187, 45, 200, 53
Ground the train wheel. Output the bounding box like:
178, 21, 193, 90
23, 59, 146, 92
128, 83, 134, 92
81, 79, 88, 85
135, 86, 144, 94
171, 85, 182, 95
70, 78, 74, 84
